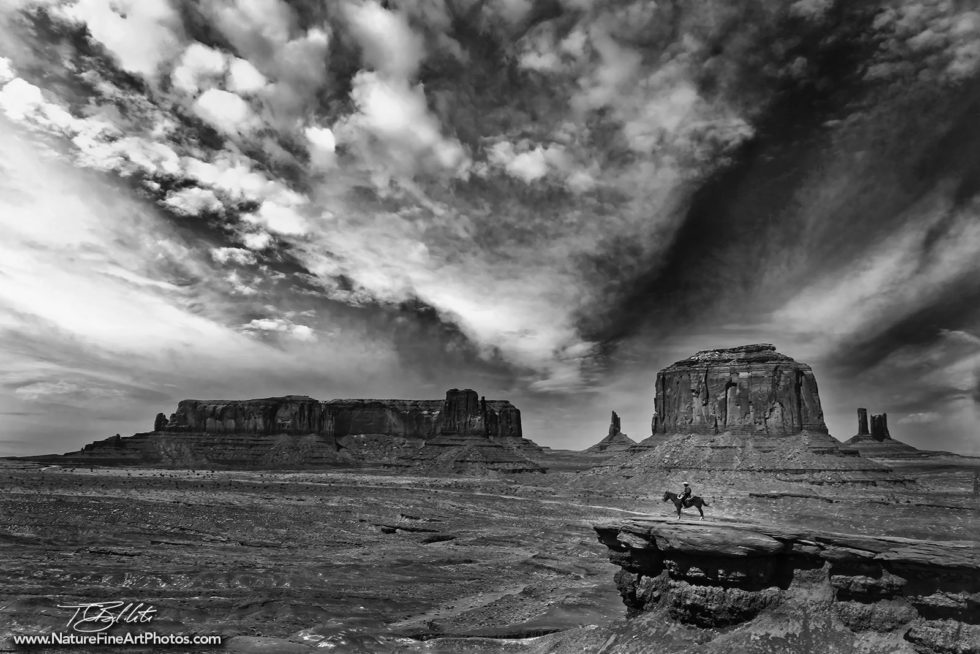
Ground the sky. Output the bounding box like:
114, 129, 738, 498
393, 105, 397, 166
1, 0, 979, 457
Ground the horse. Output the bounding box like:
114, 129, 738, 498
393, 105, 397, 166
662, 491, 708, 520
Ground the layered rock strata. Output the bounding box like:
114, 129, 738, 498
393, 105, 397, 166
595, 518, 980, 654
585, 411, 637, 453
27, 389, 541, 471
649, 344, 827, 437
595, 345, 898, 484
408, 389, 545, 473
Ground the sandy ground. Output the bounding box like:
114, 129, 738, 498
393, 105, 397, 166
1, 459, 978, 653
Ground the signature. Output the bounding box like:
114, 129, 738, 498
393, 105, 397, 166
56, 602, 157, 633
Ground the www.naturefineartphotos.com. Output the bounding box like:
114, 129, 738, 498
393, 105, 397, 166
1, 1, 979, 653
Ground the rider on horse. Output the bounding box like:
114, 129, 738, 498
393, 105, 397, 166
679, 481, 692, 506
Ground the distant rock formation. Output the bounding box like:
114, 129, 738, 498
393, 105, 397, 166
23, 389, 542, 471
650, 344, 827, 438
595, 518, 980, 653
407, 389, 545, 474
870, 411, 890, 440
595, 345, 900, 484
161, 396, 443, 437
584, 411, 636, 453
844, 408, 938, 460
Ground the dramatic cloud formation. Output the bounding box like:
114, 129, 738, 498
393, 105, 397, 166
1, 0, 979, 456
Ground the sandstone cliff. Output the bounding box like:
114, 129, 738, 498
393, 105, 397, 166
650, 344, 827, 437
32, 389, 541, 471
407, 389, 545, 473
588, 345, 898, 485
595, 518, 980, 654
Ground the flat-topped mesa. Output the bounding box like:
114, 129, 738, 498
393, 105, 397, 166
161, 392, 523, 441
29, 389, 537, 470
584, 345, 902, 484
651, 343, 827, 436
164, 396, 338, 435
407, 389, 544, 473
438, 389, 486, 436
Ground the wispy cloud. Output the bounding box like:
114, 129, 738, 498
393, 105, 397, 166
3, 0, 980, 456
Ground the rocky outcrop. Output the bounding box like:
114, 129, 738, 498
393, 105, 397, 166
407, 390, 545, 473
595, 518, 980, 654
871, 412, 891, 440
162, 396, 445, 438
649, 344, 827, 437
858, 407, 871, 436
585, 411, 637, 453
589, 345, 899, 485
845, 409, 941, 460
438, 389, 484, 435
28, 390, 541, 470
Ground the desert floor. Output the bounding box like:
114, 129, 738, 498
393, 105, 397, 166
1, 459, 978, 653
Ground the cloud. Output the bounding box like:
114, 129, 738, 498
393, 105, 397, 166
6, 0, 980, 456
866, 4, 980, 83
492, 0, 533, 25
193, 89, 258, 133
243, 201, 309, 236
487, 141, 558, 183
771, 195, 980, 355
334, 71, 470, 181
305, 125, 336, 170
211, 247, 257, 266
0, 119, 412, 448
163, 187, 222, 215
227, 57, 268, 94
242, 317, 316, 342
0, 77, 44, 120
204, 0, 330, 124
898, 412, 941, 425
14, 380, 82, 401
789, 0, 834, 20
344, 1, 426, 78
61, 0, 184, 77
242, 231, 273, 250
171, 43, 227, 94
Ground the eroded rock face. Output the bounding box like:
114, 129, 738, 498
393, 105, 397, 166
871, 413, 891, 440
404, 389, 545, 473
858, 408, 871, 436
37, 390, 536, 470
595, 518, 980, 654
585, 411, 637, 453
590, 346, 896, 483
845, 409, 936, 460
438, 389, 485, 435
164, 396, 331, 435
161, 392, 522, 441
651, 344, 827, 437
153, 413, 167, 432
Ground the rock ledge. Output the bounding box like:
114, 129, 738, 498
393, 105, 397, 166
594, 518, 980, 654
